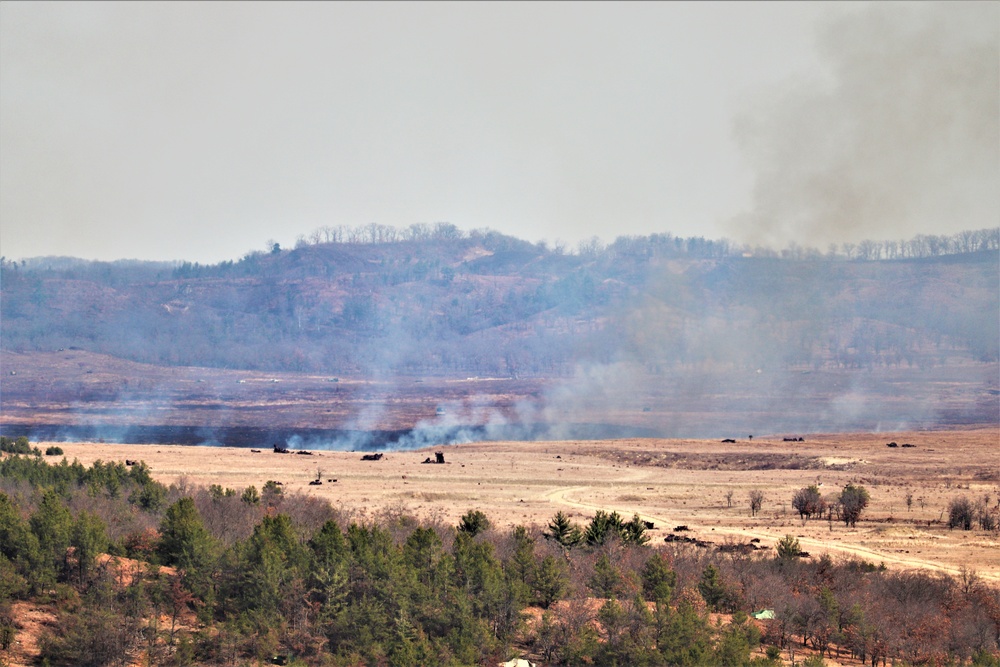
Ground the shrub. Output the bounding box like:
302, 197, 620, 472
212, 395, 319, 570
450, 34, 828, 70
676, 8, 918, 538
776, 534, 802, 560
44, 446, 64, 456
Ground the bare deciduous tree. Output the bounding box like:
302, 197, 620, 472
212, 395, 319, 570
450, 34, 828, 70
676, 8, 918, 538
749, 490, 764, 517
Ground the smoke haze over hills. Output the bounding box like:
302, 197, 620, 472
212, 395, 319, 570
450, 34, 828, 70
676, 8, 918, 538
1, 229, 997, 443
731, 2, 999, 249
1, 3, 997, 443
2, 3, 996, 262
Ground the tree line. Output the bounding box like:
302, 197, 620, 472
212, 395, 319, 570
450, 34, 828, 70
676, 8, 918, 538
284, 224, 999, 262
2, 225, 996, 377
1, 448, 998, 666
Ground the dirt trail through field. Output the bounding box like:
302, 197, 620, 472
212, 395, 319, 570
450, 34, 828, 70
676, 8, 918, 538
543, 485, 1000, 584
42, 429, 1000, 585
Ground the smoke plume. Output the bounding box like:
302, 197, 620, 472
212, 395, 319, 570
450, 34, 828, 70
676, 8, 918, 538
731, 3, 999, 248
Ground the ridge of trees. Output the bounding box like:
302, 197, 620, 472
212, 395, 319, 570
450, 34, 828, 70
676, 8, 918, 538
1, 450, 998, 666
2, 226, 997, 376
2, 225, 996, 282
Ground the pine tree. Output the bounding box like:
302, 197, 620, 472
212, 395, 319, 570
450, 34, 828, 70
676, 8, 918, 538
545, 511, 582, 547
69, 511, 108, 585
588, 554, 623, 598
655, 598, 713, 665
697, 563, 727, 611
712, 610, 761, 666
584, 510, 624, 546
30, 489, 72, 576
506, 526, 535, 605
641, 553, 677, 603
157, 497, 214, 571
533, 555, 568, 608
776, 534, 802, 560
457, 509, 491, 537
622, 513, 651, 545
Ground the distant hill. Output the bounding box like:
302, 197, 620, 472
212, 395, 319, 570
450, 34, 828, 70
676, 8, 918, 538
1, 227, 997, 437
2, 228, 997, 377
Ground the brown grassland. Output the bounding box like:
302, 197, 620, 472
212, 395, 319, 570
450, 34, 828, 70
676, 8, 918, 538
44, 426, 1000, 583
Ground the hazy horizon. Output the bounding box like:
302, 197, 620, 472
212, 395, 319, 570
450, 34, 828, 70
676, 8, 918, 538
2, 2, 997, 264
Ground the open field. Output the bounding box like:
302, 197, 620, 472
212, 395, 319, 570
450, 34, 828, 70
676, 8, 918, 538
2, 351, 997, 441
44, 426, 1000, 582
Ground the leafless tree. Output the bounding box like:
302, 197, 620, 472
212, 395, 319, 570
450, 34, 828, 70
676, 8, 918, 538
749, 490, 765, 517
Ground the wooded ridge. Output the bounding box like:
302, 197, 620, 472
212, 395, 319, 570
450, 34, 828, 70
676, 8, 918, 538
2, 227, 997, 377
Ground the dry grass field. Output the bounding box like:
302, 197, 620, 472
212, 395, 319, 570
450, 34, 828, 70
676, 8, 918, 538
47, 426, 1000, 582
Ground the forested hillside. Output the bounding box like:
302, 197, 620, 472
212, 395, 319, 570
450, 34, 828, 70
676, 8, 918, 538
2, 226, 997, 377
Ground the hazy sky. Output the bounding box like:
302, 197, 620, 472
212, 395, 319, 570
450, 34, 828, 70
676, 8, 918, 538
1, 2, 996, 263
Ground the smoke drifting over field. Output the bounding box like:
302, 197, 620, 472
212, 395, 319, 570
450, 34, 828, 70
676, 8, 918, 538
537, 3, 1000, 442
2, 6, 997, 448
731, 3, 999, 248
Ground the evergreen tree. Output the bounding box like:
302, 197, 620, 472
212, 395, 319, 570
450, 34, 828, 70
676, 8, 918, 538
596, 597, 627, 660
776, 534, 802, 561
655, 598, 713, 666
698, 563, 727, 611
641, 553, 677, 603
237, 514, 308, 620
240, 485, 260, 505
533, 555, 568, 608
157, 497, 214, 572
30, 489, 73, 577
621, 513, 651, 546
69, 511, 108, 585
584, 510, 624, 546
310, 519, 347, 565
452, 531, 513, 643
457, 509, 491, 537
506, 526, 536, 605
0, 492, 39, 597
588, 554, 624, 598
309, 519, 350, 645
712, 610, 761, 666
545, 511, 583, 548
130, 480, 166, 511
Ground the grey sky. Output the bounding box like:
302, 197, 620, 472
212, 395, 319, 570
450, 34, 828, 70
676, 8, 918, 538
1, 2, 996, 263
